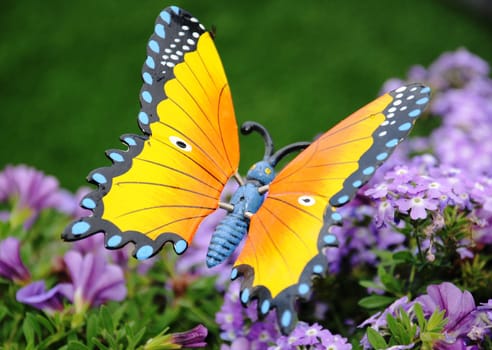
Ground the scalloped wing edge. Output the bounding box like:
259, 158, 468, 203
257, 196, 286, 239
231, 205, 342, 334
61, 133, 191, 259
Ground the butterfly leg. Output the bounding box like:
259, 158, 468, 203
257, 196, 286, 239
233, 172, 244, 186
258, 184, 269, 194
219, 202, 234, 212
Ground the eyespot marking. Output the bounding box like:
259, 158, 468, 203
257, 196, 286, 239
169, 136, 192, 151
298, 195, 315, 206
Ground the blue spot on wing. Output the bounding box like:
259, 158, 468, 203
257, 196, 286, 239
142, 91, 152, 103
174, 239, 188, 254
138, 112, 149, 125
298, 283, 309, 295
142, 72, 153, 85
281, 310, 292, 328
337, 195, 349, 204
81, 198, 96, 209
148, 40, 160, 53
146, 56, 155, 69
386, 139, 398, 148
363, 166, 375, 175
398, 122, 412, 131
109, 152, 124, 162
261, 300, 270, 314
155, 23, 165, 38
160, 11, 171, 24
107, 235, 122, 247
352, 180, 362, 188
331, 212, 342, 221
240, 288, 250, 304
376, 152, 388, 161
408, 109, 421, 118
72, 221, 90, 235
92, 173, 107, 184
136, 245, 154, 260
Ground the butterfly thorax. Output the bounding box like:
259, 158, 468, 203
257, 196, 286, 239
206, 161, 275, 268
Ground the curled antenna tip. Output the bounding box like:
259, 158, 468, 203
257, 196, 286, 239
240, 121, 275, 160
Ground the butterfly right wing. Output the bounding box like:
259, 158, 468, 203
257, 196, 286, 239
232, 84, 431, 333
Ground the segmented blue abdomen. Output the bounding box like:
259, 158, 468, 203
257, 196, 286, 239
206, 212, 248, 268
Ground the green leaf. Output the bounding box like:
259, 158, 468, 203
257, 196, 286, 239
34, 314, 55, 334
86, 313, 99, 348
22, 314, 37, 347
393, 250, 414, 263
414, 303, 426, 329
66, 341, 90, 350
99, 306, 114, 331
91, 338, 109, 350
0, 304, 8, 323
359, 295, 396, 309
426, 309, 447, 333
359, 280, 384, 290
386, 313, 411, 344
377, 266, 402, 294
366, 327, 388, 350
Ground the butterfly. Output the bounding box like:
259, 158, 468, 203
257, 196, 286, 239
62, 6, 431, 334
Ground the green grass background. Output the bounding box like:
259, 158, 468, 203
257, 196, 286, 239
1, 0, 491, 190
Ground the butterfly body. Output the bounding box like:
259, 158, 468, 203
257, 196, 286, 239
62, 6, 431, 335
207, 160, 277, 267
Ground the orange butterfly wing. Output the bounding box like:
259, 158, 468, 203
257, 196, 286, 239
63, 7, 239, 258
233, 84, 431, 333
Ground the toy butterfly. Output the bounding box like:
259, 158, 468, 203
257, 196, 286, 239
62, 6, 431, 334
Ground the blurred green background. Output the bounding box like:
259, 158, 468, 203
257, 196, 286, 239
1, 0, 491, 190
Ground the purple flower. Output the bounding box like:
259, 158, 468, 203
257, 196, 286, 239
58, 250, 126, 313
416, 282, 480, 348
0, 165, 63, 228
221, 337, 250, 350
396, 195, 438, 220
143, 324, 208, 349
16, 280, 64, 314
170, 324, 208, 348
55, 186, 92, 219
0, 237, 30, 283
427, 48, 489, 89
272, 322, 351, 350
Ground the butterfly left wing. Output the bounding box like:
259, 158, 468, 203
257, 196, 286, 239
232, 84, 431, 333
62, 7, 239, 259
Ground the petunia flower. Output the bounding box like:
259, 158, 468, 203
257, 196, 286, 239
169, 324, 208, 348
16, 280, 64, 314
58, 250, 126, 314
55, 186, 91, 219
0, 237, 31, 283
143, 324, 208, 349
0, 165, 63, 228
359, 296, 415, 349
415, 282, 482, 348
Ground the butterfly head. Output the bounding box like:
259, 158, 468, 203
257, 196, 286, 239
247, 160, 276, 185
